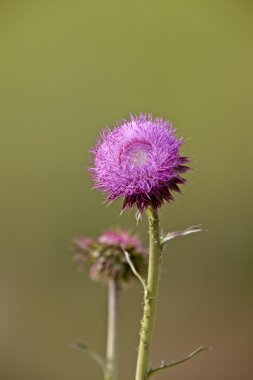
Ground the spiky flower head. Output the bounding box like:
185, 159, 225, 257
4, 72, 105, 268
73, 230, 147, 284
90, 113, 190, 214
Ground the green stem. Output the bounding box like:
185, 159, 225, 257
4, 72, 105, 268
135, 207, 161, 380
105, 279, 119, 380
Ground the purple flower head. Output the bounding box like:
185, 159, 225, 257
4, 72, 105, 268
90, 113, 190, 214
73, 229, 147, 284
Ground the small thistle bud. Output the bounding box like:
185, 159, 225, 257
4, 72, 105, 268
73, 230, 147, 285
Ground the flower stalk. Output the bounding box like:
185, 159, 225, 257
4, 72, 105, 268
135, 206, 161, 380
105, 279, 120, 380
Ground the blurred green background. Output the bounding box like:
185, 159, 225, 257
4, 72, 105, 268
0, 1, 252, 379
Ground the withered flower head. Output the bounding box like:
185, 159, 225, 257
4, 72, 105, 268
73, 230, 147, 284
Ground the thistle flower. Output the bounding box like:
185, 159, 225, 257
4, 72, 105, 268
90, 113, 190, 214
73, 230, 147, 284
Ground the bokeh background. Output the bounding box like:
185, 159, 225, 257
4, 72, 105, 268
0, 1, 253, 379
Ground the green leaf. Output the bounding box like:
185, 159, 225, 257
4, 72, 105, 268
71, 341, 106, 371
161, 225, 206, 247
148, 346, 211, 378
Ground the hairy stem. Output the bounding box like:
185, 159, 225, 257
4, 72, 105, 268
135, 206, 161, 380
105, 279, 119, 380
